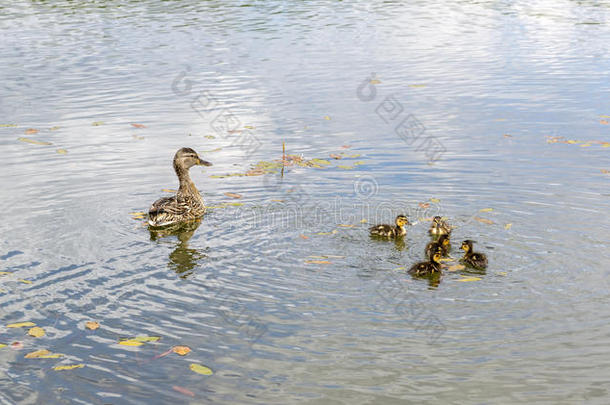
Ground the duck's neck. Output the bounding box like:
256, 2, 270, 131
175, 163, 199, 196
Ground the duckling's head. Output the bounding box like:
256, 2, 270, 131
432, 216, 443, 225
461, 240, 474, 253
439, 234, 450, 247
174, 148, 212, 170
395, 215, 409, 227
431, 248, 442, 264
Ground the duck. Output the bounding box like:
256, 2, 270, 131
425, 234, 451, 258
460, 240, 488, 269
369, 215, 410, 238
408, 247, 442, 276
148, 148, 212, 227
429, 216, 451, 237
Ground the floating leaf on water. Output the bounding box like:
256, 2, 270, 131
498, 272, 508, 276
85, 321, 99, 330
360, 219, 367, 223
600, 115, 610, 119
173, 386, 195, 397
133, 135, 145, 140
19, 279, 32, 284
54, 364, 84, 371
352, 161, 365, 166
342, 145, 351, 149
118, 340, 144, 346
310, 158, 331, 166
447, 264, 465, 272
7, 322, 36, 328
567, 140, 579, 144
305, 260, 331, 264
224, 192, 242, 199
11, 342, 24, 350
504, 223, 512, 230
474, 216, 493, 225
190, 363, 213, 376
0, 271, 12, 276
580, 143, 591, 147
0, 124, 18, 127
409, 84, 426, 88
18, 137, 52, 146
131, 123, 146, 128
56, 148, 68, 155
308, 256, 327, 259
503, 134, 512, 138
224, 202, 243, 206
172, 346, 191, 356
323, 115, 331, 120
337, 165, 355, 170
39, 353, 64, 358
479, 208, 493, 212
161, 189, 177, 193
299, 234, 308, 239
92, 121, 104, 126
271, 199, 284, 202
601, 169, 610, 174
25, 128, 39, 134
337, 224, 355, 228
132, 336, 161, 343
457, 277, 482, 282
50, 126, 60, 131
330, 153, 342, 159
430, 198, 440, 203
394, 266, 406, 271
25, 349, 51, 359
601, 120, 609, 125
601, 143, 610, 148
0, 344, 6, 349
419, 203, 430, 209
369, 78, 381, 84
204, 135, 215, 139
244, 125, 255, 129
28, 327, 45, 338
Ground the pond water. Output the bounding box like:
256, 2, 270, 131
1, 1, 610, 404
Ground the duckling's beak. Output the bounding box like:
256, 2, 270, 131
197, 158, 212, 166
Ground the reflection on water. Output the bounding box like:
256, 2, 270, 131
1, 0, 610, 403
149, 219, 207, 278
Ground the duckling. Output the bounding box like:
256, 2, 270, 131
425, 234, 451, 258
429, 216, 451, 237
409, 247, 442, 276
369, 215, 410, 238
148, 148, 212, 227
460, 240, 488, 269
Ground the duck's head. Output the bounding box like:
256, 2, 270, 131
395, 215, 410, 227
174, 147, 212, 170
430, 248, 442, 264
461, 240, 475, 253
439, 234, 450, 247
432, 216, 443, 225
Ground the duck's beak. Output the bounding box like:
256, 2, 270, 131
197, 158, 212, 166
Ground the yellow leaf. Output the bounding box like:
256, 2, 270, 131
0, 124, 17, 127
504, 223, 512, 230
244, 125, 255, 129
409, 84, 426, 88
25, 349, 50, 358
337, 224, 354, 228
457, 277, 481, 282
498, 272, 508, 276
204, 135, 215, 139
39, 353, 64, 358
580, 143, 591, 147
447, 264, 465, 272
18, 137, 52, 146
360, 219, 367, 223
430, 198, 440, 203
132, 336, 161, 343
305, 260, 331, 264
28, 327, 45, 338
337, 165, 355, 170
0, 271, 12, 276
92, 121, 104, 126
54, 364, 84, 371
369, 79, 381, 84
323, 115, 331, 120
119, 340, 144, 346
172, 346, 191, 356
189, 363, 213, 375
602, 143, 610, 148
224, 192, 242, 199
7, 322, 36, 328
50, 126, 60, 131
25, 128, 39, 134
310, 158, 331, 166
19, 279, 32, 284
85, 321, 99, 330
567, 140, 579, 144
56, 148, 68, 155
161, 189, 177, 193
479, 208, 493, 212
0, 344, 6, 349
474, 216, 493, 225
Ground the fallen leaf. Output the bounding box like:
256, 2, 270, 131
53, 364, 84, 371
305, 260, 331, 264
0, 344, 6, 349
189, 363, 213, 376
504, 223, 512, 230
474, 216, 494, 225
498, 272, 508, 276
92, 121, 104, 126
18, 137, 52, 146
173, 386, 195, 397
342, 145, 351, 149
299, 234, 309, 239
56, 148, 68, 155
601, 115, 610, 119
50, 126, 60, 131
601, 169, 610, 174
172, 346, 191, 356
370, 78, 381, 84
19, 279, 32, 284
131, 123, 146, 128
224, 192, 242, 199
161, 189, 177, 193
479, 208, 493, 212
244, 125, 255, 129
271, 199, 284, 202
0, 124, 17, 127
337, 224, 355, 228
580, 143, 591, 147
409, 84, 426, 88
457, 277, 482, 282
419, 203, 430, 209
330, 154, 342, 159
602, 143, 610, 148
7, 322, 36, 328
25, 128, 38, 134
503, 134, 513, 138
447, 264, 465, 272
601, 120, 608, 125
39, 353, 63, 358
337, 165, 355, 170
0, 271, 11, 276
133, 135, 145, 140
567, 140, 579, 144
25, 349, 50, 358
10, 342, 24, 350
131, 336, 161, 343
430, 198, 440, 203
323, 115, 331, 120
119, 340, 144, 346
353, 161, 365, 166
360, 219, 368, 223
85, 321, 99, 330
28, 327, 45, 338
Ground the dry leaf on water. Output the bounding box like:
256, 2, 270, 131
323, 116, 331, 120
85, 321, 99, 330
18, 137, 52, 146
224, 192, 242, 199
430, 198, 440, 203
601, 120, 608, 125
479, 208, 493, 213
504, 223, 512, 230
92, 121, 104, 126
54, 364, 84, 371
25, 349, 50, 358
172, 346, 191, 356
601, 169, 610, 174
189, 363, 213, 376
56, 149, 68, 155
330, 154, 342, 159
11, 342, 24, 350
457, 277, 481, 282
173, 386, 195, 397
305, 260, 331, 264
25, 128, 38, 134
474, 216, 494, 225
28, 327, 45, 338
419, 203, 430, 209
299, 234, 308, 239
7, 322, 36, 328
131, 123, 146, 128
119, 340, 144, 346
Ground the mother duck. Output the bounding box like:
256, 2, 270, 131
148, 148, 212, 227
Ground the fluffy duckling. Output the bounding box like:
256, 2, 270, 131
408, 247, 442, 276
460, 240, 488, 269
148, 148, 212, 227
369, 215, 410, 238
425, 234, 451, 258
429, 216, 451, 237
